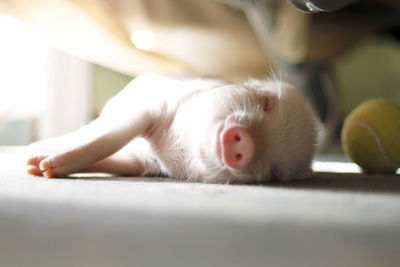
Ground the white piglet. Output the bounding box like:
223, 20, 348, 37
27, 74, 318, 183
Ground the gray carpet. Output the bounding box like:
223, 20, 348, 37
1, 147, 400, 267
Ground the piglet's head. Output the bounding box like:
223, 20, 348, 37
211, 80, 317, 184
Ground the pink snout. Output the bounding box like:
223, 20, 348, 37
221, 125, 255, 170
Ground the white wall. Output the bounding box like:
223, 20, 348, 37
39, 48, 92, 139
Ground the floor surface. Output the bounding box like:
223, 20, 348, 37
1, 147, 400, 267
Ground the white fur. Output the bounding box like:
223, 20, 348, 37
108, 74, 318, 183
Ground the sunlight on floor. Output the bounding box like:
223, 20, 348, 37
313, 160, 362, 173
313, 155, 400, 174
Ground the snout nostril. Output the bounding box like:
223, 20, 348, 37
234, 135, 241, 141
235, 153, 242, 160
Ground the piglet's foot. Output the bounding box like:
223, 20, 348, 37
26, 151, 91, 178
27, 155, 56, 178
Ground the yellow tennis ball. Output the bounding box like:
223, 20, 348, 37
341, 99, 400, 174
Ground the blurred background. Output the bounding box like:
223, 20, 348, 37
0, 0, 400, 154
1, 3, 400, 266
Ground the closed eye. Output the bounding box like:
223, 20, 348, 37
262, 97, 269, 112
270, 165, 281, 182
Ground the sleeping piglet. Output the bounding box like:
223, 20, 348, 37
27, 74, 318, 183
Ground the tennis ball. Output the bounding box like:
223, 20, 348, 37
341, 99, 400, 174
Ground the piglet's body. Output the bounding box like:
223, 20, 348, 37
27, 74, 318, 183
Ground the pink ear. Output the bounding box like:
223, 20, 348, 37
262, 94, 278, 112
221, 126, 255, 170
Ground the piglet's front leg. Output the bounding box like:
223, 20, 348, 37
27, 112, 153, 178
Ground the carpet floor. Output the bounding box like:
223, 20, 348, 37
1, 146, 399, 267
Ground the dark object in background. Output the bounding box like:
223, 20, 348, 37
288, 0, 359, 12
